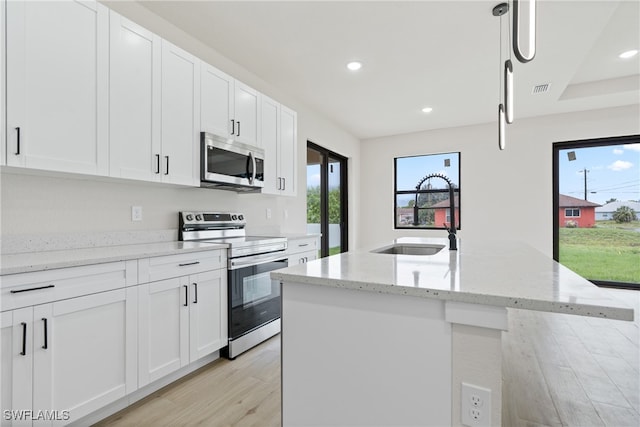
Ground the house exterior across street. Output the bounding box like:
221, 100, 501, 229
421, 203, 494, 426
595, 200, 640, 221
559, 194, 601, 228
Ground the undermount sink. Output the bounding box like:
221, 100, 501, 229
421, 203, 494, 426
371, 244, 445, 256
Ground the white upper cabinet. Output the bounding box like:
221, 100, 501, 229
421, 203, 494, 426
201, 62, 259, 147
6, 0, 109, 175
261, 96, 297, 196
201, 63, 234, 138
233, 81, 260, 147
109, 11, 161, 182
160, 40, 200, 186
279, 105, 297, 197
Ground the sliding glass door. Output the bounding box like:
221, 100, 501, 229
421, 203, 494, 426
553, 135, 640, 289
307, 142, 348, 257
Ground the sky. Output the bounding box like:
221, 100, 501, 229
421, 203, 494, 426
307, 161, 343, 189
559, 143, 640, 205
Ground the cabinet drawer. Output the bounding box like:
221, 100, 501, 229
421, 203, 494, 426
139, 250, 226, 283
1, 261, 137, 312
289, 249, 318, 266
287, 237, 319, 255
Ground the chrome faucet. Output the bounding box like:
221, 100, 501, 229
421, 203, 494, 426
413, 173, 457, 251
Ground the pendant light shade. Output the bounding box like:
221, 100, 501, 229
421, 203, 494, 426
513, 0, 536, 63
498, 104, 506, 150
504, 59, 514, 123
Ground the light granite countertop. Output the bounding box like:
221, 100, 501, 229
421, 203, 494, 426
271, 237, 635, 321
0, 241, 228, 275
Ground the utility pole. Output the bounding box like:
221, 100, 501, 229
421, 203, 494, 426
579, 168, 589, 200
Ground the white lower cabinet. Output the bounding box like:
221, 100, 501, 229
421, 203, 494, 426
137, 268, 226, 388
1, 288, 137, 426
286, 236, 320, 266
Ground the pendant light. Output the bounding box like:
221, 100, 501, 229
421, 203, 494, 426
493, 3, 509, 150
513, 0, 536, 63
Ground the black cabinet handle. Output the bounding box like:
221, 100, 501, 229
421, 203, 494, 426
155, 154, 161, 174
164, 156, 169, 175
10, 284, 55, 294
20, 322, 27, 356
178, 261, 200, 267
298, 243, 309, 247
236, 121, 240, 137
15, 127, 21, 155
42, 318, 48, 349
282, 177, 286, 191
277, 177, 282, 190
231, 119, 235, 135
183, 285, 188, 307
193, 283, 198, 304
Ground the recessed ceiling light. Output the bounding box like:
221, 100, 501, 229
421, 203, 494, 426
421, 107, 433, 113
346, 61, 362, 71
619, 49, 638, 59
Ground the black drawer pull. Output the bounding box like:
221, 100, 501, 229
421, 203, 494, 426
155, 154, 161, 174
298, 243, 309, 247
178, 261, 200, 267
183, 285, 188, 307
10, 284, 55, 294
42, 318, 48, 349
193, 283, 198, 304
20, 322, 27, 356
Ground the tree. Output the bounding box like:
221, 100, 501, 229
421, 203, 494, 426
306, 186, 342, 224
605, 198, 618, 204
612, 205, 637, 223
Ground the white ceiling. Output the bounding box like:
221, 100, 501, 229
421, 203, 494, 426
140, 0, 640, 140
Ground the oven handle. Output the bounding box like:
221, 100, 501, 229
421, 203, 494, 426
229, 253, 288, 270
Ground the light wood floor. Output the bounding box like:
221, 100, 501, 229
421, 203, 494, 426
95, 288, 638, 427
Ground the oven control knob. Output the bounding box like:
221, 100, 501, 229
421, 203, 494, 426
195, 214, 203, 221
185, 214, 194, 221
231, 215, 238, 221
238, 215, 244, 221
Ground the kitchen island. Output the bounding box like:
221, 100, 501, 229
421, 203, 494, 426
271, 237, 634, 427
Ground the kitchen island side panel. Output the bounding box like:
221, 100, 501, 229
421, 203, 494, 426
281, 281, 452, 426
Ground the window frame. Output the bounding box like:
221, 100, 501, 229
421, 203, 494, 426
393, 152, 461, 230
564, 208, 581, 217
553, 134, 639, 290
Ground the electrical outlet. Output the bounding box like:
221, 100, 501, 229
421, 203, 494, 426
266, 208, 272, 219
461, 383, 491, 426
283, 209, 289, 219
131, 206, 143, 222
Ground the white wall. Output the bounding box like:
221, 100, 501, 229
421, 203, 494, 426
358, 104, 640, 256
0, 1, 360, 246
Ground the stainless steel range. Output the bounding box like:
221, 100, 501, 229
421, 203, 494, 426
179, 212, 287, 359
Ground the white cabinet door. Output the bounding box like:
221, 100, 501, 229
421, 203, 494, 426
6, 0, 108, 175
161, 40, 200, 186
138, 277, 189, 387
109, 11, 161, 181
1, 309, 33, 427
188, 270, 226, 362
233, 81, 259, 147
261, 98, 297, 197
279, 105, 297, 197
261, 96, 280, 195
201, 63, 233, 138
32, 288, 137, 425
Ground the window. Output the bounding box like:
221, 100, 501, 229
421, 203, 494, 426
553, 135, 640, 289
565, 208, 580, 217
394, 152, 460, 230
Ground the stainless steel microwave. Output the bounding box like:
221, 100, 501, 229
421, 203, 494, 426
200, 132, 264, 192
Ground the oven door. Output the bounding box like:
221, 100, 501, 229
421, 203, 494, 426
201, 132, 264, 188
228, 256, 287, 340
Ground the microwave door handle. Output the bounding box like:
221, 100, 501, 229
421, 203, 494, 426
251, 152, 257, 184
247, 152, 254, 184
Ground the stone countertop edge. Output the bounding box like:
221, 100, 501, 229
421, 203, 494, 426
271, 271, 634, 321
1, 241, 228, 276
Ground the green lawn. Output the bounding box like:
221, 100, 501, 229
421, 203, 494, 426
559, 221, 640, 283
